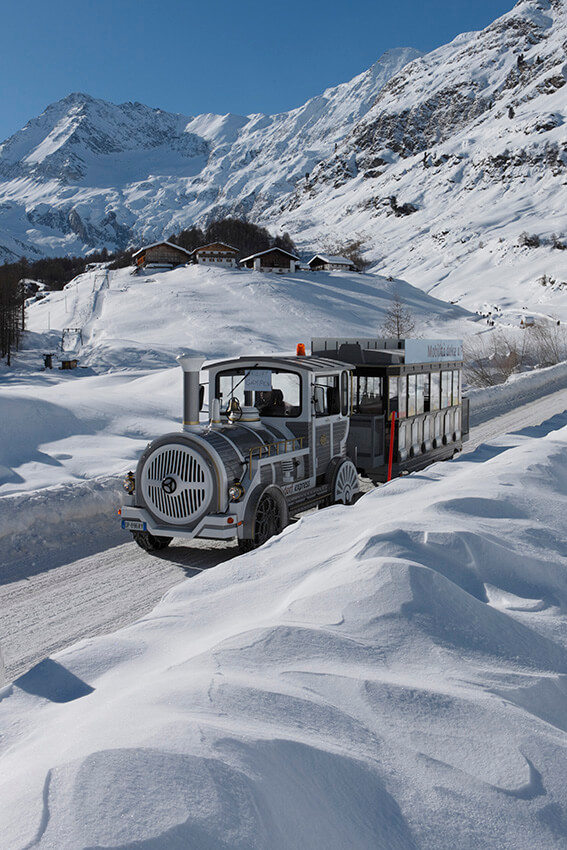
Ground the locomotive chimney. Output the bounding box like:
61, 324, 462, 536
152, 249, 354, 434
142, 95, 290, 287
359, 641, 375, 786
177, 354, 205, 431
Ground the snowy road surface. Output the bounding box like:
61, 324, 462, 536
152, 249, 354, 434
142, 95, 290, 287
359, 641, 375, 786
2, 384, 567, 683
1, 540, 239, 683
466, 385, 567, 452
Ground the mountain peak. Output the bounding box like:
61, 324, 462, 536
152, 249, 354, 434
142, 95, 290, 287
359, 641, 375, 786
59, 91, 96, 106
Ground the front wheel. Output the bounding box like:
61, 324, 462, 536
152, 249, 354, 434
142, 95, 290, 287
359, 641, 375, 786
132, 530, 173, 552
239, 486, 288, 552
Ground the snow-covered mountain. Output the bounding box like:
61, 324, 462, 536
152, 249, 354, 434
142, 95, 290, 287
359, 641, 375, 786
0, 48, 420, 260
2, 0, 567, 320
279, 0, 567, 314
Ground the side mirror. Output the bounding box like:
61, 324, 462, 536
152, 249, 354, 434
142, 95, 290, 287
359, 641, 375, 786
313, 385, 326, 415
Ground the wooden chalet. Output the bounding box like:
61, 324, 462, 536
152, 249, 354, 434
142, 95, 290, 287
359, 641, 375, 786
193, 242, 239, 267
60, 357, 79, 370
132, 241, 193, 269
239, 247, 300, 274
308, 253, 358, 272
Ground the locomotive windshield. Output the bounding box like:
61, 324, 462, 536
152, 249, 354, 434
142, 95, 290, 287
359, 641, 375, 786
216, 367, 302, 417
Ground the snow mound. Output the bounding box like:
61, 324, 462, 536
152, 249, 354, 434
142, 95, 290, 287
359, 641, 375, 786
2, 418, 567, 848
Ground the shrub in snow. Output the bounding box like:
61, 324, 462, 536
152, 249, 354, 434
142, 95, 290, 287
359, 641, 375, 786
518, 231, 541, 248
465, 324, 567, 386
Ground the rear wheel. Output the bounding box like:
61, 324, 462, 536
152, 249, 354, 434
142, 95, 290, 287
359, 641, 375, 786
329, 458, 359, 505
132, 530, 173, 552
239, 487, 287, 552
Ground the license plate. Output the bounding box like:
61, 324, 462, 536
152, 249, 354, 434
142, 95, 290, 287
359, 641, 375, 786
121, 519, 146, 531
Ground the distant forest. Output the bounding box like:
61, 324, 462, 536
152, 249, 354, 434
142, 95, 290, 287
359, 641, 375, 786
168, 218, 296, 259
0, 219, 297, 362
0, 264, 24, 365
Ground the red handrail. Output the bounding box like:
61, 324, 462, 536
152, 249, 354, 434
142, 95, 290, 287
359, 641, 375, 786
387, 411, 397, 482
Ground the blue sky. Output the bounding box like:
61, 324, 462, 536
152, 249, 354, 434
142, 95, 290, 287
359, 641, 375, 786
1, 0, 514, 142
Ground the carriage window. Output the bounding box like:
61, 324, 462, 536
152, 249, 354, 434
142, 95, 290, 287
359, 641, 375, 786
407, 375, 416, 417
430, 372, 440, 411
398, 376, 407, 418
388, 377, 399, 415
356, 376, 383, 413
216, 368, 301, 417
341, 371, 349, 416
423, 374, 431, 412
452, 370, 461, 405
416, 374, 425, 415
441, 371, 451, 408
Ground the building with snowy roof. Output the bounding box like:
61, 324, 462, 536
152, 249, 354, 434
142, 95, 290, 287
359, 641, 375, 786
132, 241, 193, 269
192, 242, 239, 267
308, 254, 358, 272
239, 247, 300, 273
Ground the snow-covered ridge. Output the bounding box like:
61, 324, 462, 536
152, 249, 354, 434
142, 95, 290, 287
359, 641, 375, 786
282, 0, 567, 314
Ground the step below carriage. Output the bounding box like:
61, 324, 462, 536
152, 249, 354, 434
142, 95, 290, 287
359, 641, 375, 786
119, 337, 469, 552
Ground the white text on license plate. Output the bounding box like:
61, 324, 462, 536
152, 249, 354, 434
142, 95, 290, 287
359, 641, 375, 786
121, 520, 146, 531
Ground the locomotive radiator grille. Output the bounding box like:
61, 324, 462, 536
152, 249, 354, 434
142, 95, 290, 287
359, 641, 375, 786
141, 444, 214, 525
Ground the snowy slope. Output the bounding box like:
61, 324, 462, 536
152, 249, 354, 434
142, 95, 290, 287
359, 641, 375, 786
2, 416, 567, 848
2, 219, 567, 848
0, 263, 471, 499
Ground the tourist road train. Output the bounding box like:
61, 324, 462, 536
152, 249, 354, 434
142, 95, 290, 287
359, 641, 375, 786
119, 337, 469, 551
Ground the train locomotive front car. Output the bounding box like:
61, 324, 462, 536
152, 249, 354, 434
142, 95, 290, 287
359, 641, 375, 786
119, 351, 358, 552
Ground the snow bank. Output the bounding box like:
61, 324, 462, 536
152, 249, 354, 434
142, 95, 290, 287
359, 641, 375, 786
468, 358, 567, 424
2, 419, 567, 848
0, 475, 123, 572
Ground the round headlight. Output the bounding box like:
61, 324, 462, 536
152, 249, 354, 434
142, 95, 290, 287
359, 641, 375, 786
229, 482, 245, 501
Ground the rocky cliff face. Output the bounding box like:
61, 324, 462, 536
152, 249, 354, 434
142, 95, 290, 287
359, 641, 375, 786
274, 0, 567, 313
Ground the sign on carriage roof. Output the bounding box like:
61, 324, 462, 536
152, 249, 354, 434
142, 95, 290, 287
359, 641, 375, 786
312, 337, 463, 364
404, 339, 463, 364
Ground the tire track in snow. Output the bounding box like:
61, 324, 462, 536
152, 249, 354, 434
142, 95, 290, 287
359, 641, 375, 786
1, 539, 238, 683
